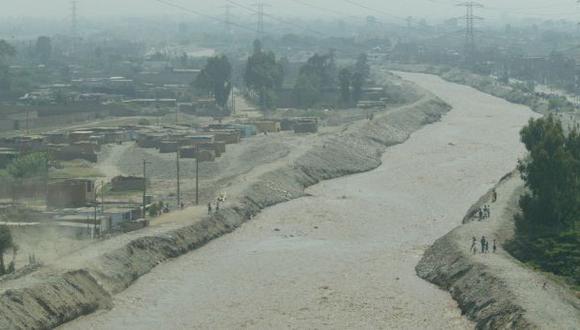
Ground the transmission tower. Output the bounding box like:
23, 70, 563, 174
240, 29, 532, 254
457, 1, 483, 63
222, 4, 233, 35
253, 1, 267, 39
71, 1, 78, 38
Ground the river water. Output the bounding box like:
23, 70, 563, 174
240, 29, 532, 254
62, 72, 537, 329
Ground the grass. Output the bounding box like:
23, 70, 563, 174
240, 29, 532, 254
506, 231, 580, 291
50, 161, 104, 180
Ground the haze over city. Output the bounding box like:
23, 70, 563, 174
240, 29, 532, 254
0, 0, 577, 20
0, 0, 578, 329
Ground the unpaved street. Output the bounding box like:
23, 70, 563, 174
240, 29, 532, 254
63, 72, 537, 329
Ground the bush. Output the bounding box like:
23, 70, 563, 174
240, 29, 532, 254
507, 231, 580, 288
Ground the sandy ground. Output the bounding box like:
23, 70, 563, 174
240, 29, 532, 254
60, 72, 537, 329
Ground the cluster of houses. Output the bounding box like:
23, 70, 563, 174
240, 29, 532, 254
0, 115, 320, 239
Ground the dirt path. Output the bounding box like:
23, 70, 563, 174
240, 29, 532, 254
457, 176, 580, 328
96, 143, 132, 183
61, 72, 537, 329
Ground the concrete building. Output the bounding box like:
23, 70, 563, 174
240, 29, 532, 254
47, 179, 96, 208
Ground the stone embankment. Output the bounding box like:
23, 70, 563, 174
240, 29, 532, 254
0, 95, 451, 329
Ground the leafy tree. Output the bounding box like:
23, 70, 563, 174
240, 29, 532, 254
355, 53, 370, 80
35, 36, 52, 64
194, 55, 232, 109
351, 71, 365, 103
0, 225, 13, 275
0, 40, 15, 91
293, 52, 337, 108
294, 71, 322, 108
338, 68, 352, 103
0, 40, 15, 59
244, 40, 284, 110
7, 152, 49, 179
517, 115, 580, 235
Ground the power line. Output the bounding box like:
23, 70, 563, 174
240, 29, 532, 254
227, 0, 327, 37
342, 0, 407, 22
153, 0, 255, 33
290, 0, 355, 19
221, 3, 233, 35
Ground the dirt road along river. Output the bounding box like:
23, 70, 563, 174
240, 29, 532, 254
62, 72, 537, 329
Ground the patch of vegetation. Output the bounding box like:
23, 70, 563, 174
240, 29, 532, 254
506, 115, 580, 289
6, 152, 48, 179
51, 161, 104, 179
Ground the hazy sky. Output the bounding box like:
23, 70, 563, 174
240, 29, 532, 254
0, 0, 576, 21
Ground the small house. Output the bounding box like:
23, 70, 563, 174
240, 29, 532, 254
47, 179, 96, 208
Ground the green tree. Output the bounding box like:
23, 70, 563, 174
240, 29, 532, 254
244, 40, 284, 110
0, 225, 13, 275
293, 52, 337, 108
351, 71, 365, 103
355, 53, 370, 80
517, 115, 580, 235
35, 36, 52, 65
294, 71, 322, 108
338, 68, 352, 103
194, 55, 232, 109
7, 152, 49, 179
0, 40, 15, 91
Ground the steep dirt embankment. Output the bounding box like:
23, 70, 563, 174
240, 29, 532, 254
0, 97, 450, 329
416, 174, 580, 329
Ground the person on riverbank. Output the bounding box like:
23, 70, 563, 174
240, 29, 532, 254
492, 189, 498, 203
493, 239, 497, 253
208, 202, 212, 214
471, 237, 477, 254
481, 236, 487, 253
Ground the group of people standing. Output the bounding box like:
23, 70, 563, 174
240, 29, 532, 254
477, 204, 491, 220
207, 193, 227, 214
471, 235, 497, 254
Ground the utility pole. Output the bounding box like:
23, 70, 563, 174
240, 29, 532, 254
25, 110, 30, 134
142, 160, 151, 221
457, 1, 483, 65
93, 195, 98, 239
71, 1, 78, 48
176, 149, 181, 208
195, 157, 199, 205
101, 180, 105, 213
175, 105, 179, 125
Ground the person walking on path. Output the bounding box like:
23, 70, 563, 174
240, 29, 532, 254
480, 236, 487, 254
207, 202, 212, 214
471, 237, 477, 254
493, 239, 497, 253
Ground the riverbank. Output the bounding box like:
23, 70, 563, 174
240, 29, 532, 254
416, 173, 580, 329
0, 79, 451, 329
405, 69, 580, 329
